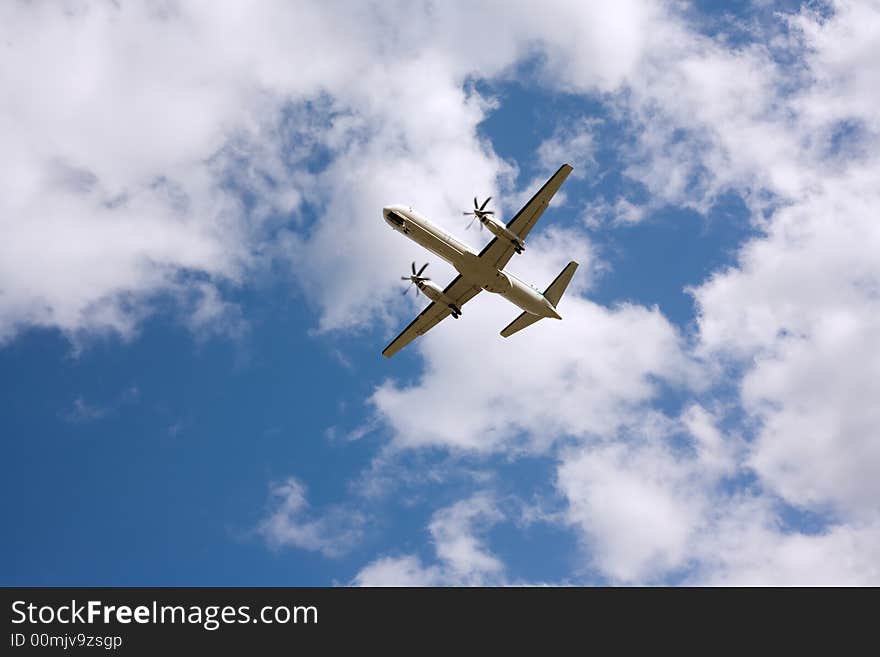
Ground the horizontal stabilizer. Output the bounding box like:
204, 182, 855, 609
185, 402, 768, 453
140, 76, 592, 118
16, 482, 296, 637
543, 261, 578, 307
500, 311, 542, 338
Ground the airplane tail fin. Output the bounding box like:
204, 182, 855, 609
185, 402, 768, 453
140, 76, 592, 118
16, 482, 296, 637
543, 261, 579, 307
500, 261, 579, 338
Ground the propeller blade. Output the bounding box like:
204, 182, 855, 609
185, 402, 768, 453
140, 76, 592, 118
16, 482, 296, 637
417, 262, 429, 276
479, 196, 492, 211
466, 216, 476, 229
411, 261, 417, 275
474, 197, 478, 209
401, 276, 410, 280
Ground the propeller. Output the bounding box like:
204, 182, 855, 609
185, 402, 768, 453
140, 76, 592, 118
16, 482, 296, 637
463, 196, 494, 230
401, 261, 430, 296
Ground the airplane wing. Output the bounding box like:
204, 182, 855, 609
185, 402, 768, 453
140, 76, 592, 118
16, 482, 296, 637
478, 163, 573, 271
382, 275, 482, 358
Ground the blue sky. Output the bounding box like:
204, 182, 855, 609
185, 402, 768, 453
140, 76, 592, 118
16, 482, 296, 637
2, 1, 879, 586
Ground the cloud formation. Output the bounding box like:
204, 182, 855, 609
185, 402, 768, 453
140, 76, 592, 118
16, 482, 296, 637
358, 0, 880, 585
354, 493, 504, 586
257, 477, 363, 558
4, 1, 880, 585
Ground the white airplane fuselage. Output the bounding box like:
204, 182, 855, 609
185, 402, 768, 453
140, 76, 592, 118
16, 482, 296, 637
382, 205, 560, 319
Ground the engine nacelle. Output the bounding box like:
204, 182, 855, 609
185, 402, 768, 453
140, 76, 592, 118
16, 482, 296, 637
417, 280, 462, 317
418, 280, 453, 305
482, 217, 524, 252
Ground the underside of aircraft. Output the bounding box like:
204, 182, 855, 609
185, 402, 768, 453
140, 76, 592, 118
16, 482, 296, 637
381, 164, 577, 358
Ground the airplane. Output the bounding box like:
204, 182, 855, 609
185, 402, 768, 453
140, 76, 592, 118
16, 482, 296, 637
381, 163, 578, 358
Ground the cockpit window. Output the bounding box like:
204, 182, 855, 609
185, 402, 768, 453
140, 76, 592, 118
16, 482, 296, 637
387, 211, 405, 227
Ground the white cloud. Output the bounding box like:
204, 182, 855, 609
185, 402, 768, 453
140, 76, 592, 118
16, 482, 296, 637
555, 403, 741, 584
685, 4, 880, 522
257, 477, 363, 558
680, 403, 737, 478
739, 301, 880, 517
370, 235, 697, 453
694, 500, 880, 586
552, 1, 880, 583
1, 0, 686, 342
352, 555, 443, 587
787, 1, 880, 130
65, 396, 108, 423
429, 494, 505, 582
558, 443, 701, 582
356, 408, 880, 585
1, 2, 292, 341
580, 197, 648, 227
555, 411, 880, 585
270, 1, 880, 585
354, 493, 504, 586
355, 4, 876, 585
179, 282, 248, 340
537, 120, 600, 179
